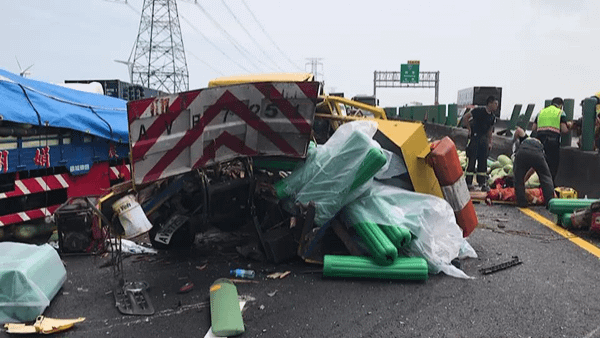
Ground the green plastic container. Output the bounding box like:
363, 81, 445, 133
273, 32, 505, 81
323, 255, 428, 280
379, 224, 411, 250
209, 278, 245, 337
548, 199, 598, 215
353, 222, 398, 266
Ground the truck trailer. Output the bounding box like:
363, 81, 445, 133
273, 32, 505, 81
457, 86, 502, 121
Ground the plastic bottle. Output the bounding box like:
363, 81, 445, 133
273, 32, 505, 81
230, 268, 255, 279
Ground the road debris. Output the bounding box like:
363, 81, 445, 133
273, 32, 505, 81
4, 316, 85, 334
266, 271, 291, 279
178, 282, 194, 294
479, 256, 523, 275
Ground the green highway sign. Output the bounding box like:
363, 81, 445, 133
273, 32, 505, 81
401, 62, 420, 83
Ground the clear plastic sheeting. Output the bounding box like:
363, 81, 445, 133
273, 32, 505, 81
342, 182, 477, 279
0, 243, 66, 324
275, 120, 386, 226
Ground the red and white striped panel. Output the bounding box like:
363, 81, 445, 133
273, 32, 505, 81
0, 174, 70, 199
108, 164, 131, 181
0, 205, 60, 227
128, 82, 320, 185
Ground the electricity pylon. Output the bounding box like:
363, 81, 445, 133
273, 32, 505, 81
131, 0, 189, 93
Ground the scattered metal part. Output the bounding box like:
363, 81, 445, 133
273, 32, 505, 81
479, 256, 523, 275
114, 281, 155, 316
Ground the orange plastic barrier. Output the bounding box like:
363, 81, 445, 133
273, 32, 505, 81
427, 137, 479, 237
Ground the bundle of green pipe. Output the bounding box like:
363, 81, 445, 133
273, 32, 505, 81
547, 198, 598, 228
352, 222, 412, 266
323, 255, 428, 281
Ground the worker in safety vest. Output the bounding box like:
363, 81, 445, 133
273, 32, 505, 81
531, 97, 569, 183
462, 96, 498, 191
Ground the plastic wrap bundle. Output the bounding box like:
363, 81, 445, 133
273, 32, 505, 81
323, 255, 428, 281
273, 121, 386, 226
342, 181, 477, 279
0, 243, 67, 323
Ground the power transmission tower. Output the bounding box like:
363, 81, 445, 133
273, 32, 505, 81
131, 0, 189, 93
305, 58, 323, 81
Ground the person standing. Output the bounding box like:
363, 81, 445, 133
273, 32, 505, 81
531, 97, 569, 182
462, 96, 499, 191
512, 127, 554, 207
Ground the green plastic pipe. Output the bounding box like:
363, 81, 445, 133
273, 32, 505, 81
561, 213, 572, 228
352, 222, 398, 266
548, 198, 598, 215
323, 255, 428, 280
379, 224, 411, 250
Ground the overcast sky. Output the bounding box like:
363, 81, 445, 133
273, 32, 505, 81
2, 0, 599, 119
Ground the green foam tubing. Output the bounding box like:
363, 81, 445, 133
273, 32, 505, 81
379, 224, 412, 250
561, 213, 572, 228
348, 148, 387, 192
352, 221, 398, 266
323, 255, 428, 280
548, 199, 598, 215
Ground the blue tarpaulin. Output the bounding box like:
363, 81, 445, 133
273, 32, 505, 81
0, 68, 128, 143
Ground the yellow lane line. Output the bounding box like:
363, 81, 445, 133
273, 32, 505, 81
519, 207, 600, 258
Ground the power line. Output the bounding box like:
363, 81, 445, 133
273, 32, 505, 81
219, 0, 284, 72
187, 50, 225, 76
179, 14, 252, 73
191, 1, 268, 73
240, 0, 303, 72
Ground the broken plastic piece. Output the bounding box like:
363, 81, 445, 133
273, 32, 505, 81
4, 316, 85, 334
178, 282, 194, 294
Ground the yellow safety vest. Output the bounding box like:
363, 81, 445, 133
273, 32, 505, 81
537, 105, 562, 133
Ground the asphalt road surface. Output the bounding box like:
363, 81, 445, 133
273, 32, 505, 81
4, 203, 600, 338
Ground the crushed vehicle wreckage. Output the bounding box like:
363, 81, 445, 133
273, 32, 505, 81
98, 75, 478, 280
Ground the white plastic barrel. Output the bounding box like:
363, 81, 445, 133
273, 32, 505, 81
112, 195, 153, 239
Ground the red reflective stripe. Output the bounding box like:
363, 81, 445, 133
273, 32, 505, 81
43, 175, 67, 190
296, 82, 320, 100
254, 83, 312, 134
193, 131, 258, 168
0, 205, 62, 226
131, 91, 202, 162
142, 90, 299, 183
127, 98, 155, 124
